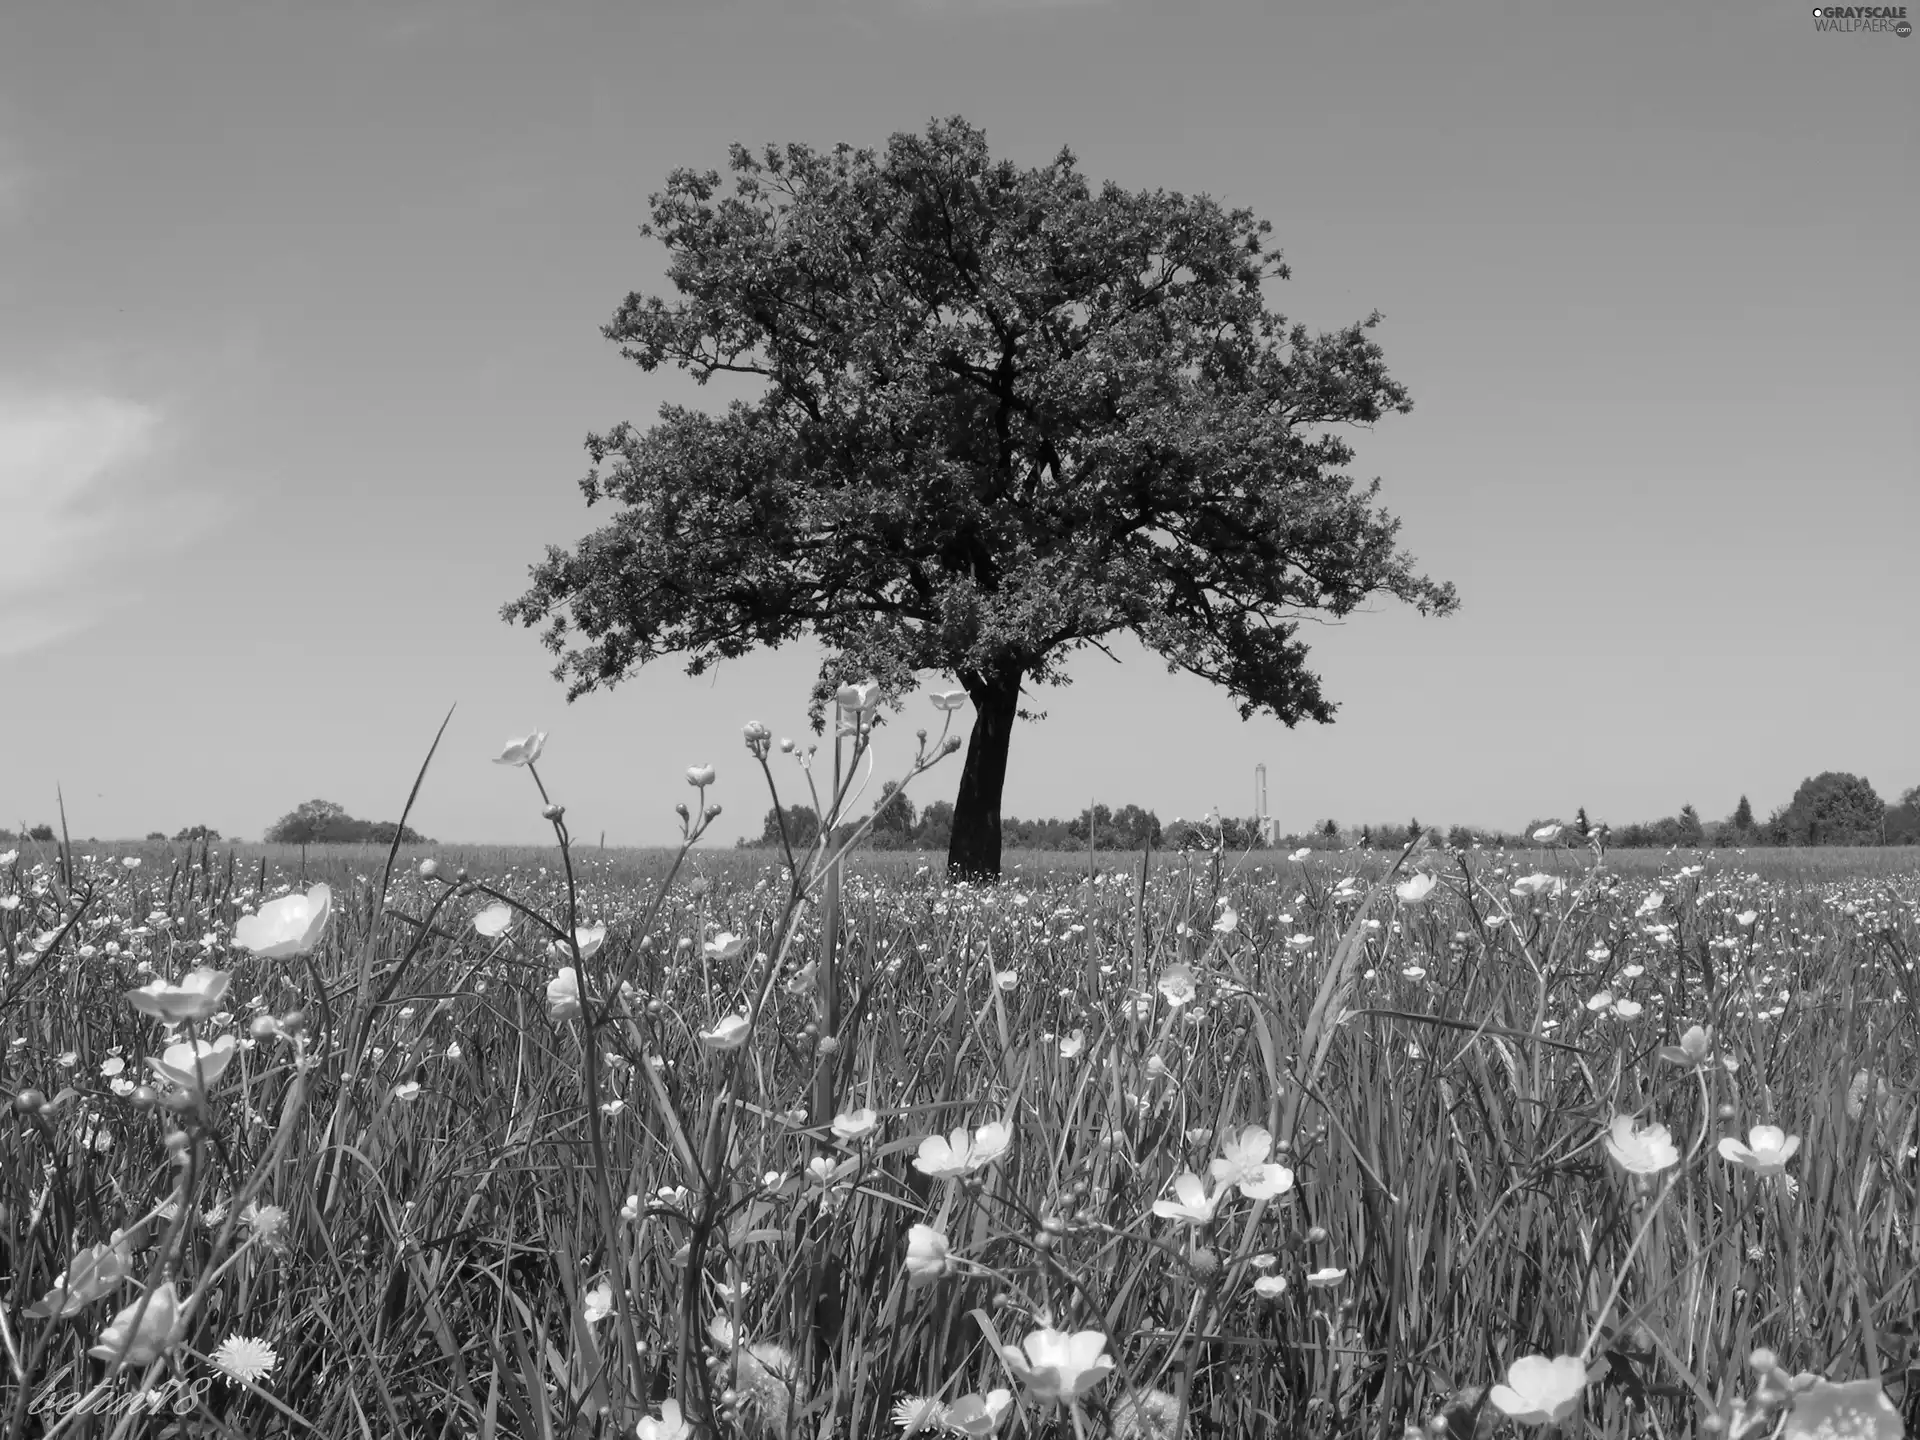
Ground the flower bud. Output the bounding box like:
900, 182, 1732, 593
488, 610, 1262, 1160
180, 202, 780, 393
704, 804, 723, 821
14, 1089, 46, 1115
675, 803, 690, 822
542, 803, 565, 821
248, 1014, 279, 1041
779, 737, 795, 753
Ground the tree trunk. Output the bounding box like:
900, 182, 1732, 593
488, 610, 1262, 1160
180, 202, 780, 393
947, 663, 1024, 883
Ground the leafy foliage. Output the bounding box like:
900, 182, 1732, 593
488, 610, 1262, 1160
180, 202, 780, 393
263, 798, 434, 846
502, 116, 1457, 877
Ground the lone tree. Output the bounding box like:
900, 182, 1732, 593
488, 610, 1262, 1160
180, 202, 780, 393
503, 117, 1458, 880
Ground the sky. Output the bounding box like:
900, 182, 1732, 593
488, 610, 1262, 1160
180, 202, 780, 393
1, 0, 1914, 849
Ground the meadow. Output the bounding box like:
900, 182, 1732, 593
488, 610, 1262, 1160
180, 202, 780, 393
2, 720, 1917, 1439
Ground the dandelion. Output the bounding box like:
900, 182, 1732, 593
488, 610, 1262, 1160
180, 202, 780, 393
1603, 1115, 1679, 1175
1001, 1327, 1114, 1408
636, 1399, 692, 1440
699, 1013, 752, 1050
90, 1282, 183, 1368
1209, 1125, 1295, 1200
1718, 1124, 1800, 1176
124, 968, 230, 1022
494, 732, 547, 766
1488, 1354, 1587, 1426
211, 1333, 279, 1386
892, 1396, 949, 1434
903, 1223, 952, 1282
232, 884, 331, 958
546, 968, 582, 1022
1152, 1173, 1222, 1225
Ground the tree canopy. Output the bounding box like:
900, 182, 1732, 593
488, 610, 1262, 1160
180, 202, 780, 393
503, 116, 1458, 878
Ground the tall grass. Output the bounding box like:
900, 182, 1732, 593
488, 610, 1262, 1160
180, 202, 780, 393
1, 718, 1916, 1438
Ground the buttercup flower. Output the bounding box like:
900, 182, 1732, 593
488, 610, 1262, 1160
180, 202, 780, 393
913, 1129, 973, 1180
929, 689, 968, 712
941, 1389, 1012, 1437
232, 884, 332, 959
699, 1013, 753, 1051
546, 968, 581, 1022
686, 765, 715, 787
147, 1035, 237, 1094
1510, 873, 1562, 901
1212, 904, 1238, 935
1603, 1115, 1679, 1175
1151, 1173, 1222, 1225
1157, 964, 1197, 1007
636, 1399, 692, 1440
1209, 1125, 1295, 1200
1531, 824, 1564, 844
473, 903, 514, 937
211, 1333, 279, 1386
1307, 1267, 1346, 1288
1395, 873, 1438, 905
1658, 1024, 1713, 1068
581, 1281, 615, 1326
1718, 1124, 1800, 1176
831, 1107, 879, 1143
124, 968, 230, 1022
493, 732, 547, 766
903, 1223, 952, 1282
704, 931, 746, 962
836, 679, 881, 714
1488, 1354, 1587, 1425
90, 1281, 183, 1368
1001, 1327, 1114, 1407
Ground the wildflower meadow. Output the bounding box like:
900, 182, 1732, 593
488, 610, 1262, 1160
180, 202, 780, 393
3, 691, 1916, 1439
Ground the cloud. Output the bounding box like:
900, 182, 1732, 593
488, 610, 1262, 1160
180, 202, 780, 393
0, 390, 215, 657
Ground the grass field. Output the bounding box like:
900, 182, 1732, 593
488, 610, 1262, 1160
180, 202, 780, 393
3, 749, 1918, 1438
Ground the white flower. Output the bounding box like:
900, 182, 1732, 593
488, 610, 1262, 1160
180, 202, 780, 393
941, 1389, 1013, 1437
1603, 1115, 1679, 1175
1488, 1354, 1587, 1425
493, 732, 547, 766
1151, 1173, 1221, 1225
473, 903, 513, 937
831, 1107, 879, 1143
699, 1013, 753, 1051
146, 1035, 237, 1094
124, 969, 230, 1022
703, 931, 746, 961
904, 1223, 952, 1282
232, 884, 332, 958
1394, 873, 1438, 905
546, 968, 581, 1022
1718, 1125, 1800, 1176
581, 1281, 615, 1326
211, 1333, 279, 1386
635, 1398, 692, 1440
90, 1282, 183, 1368
1208, 1125, 1295, 1200
1000, 1328, 1114, 1407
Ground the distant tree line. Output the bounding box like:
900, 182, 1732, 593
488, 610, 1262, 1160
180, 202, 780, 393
736, 770, 1918, 855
